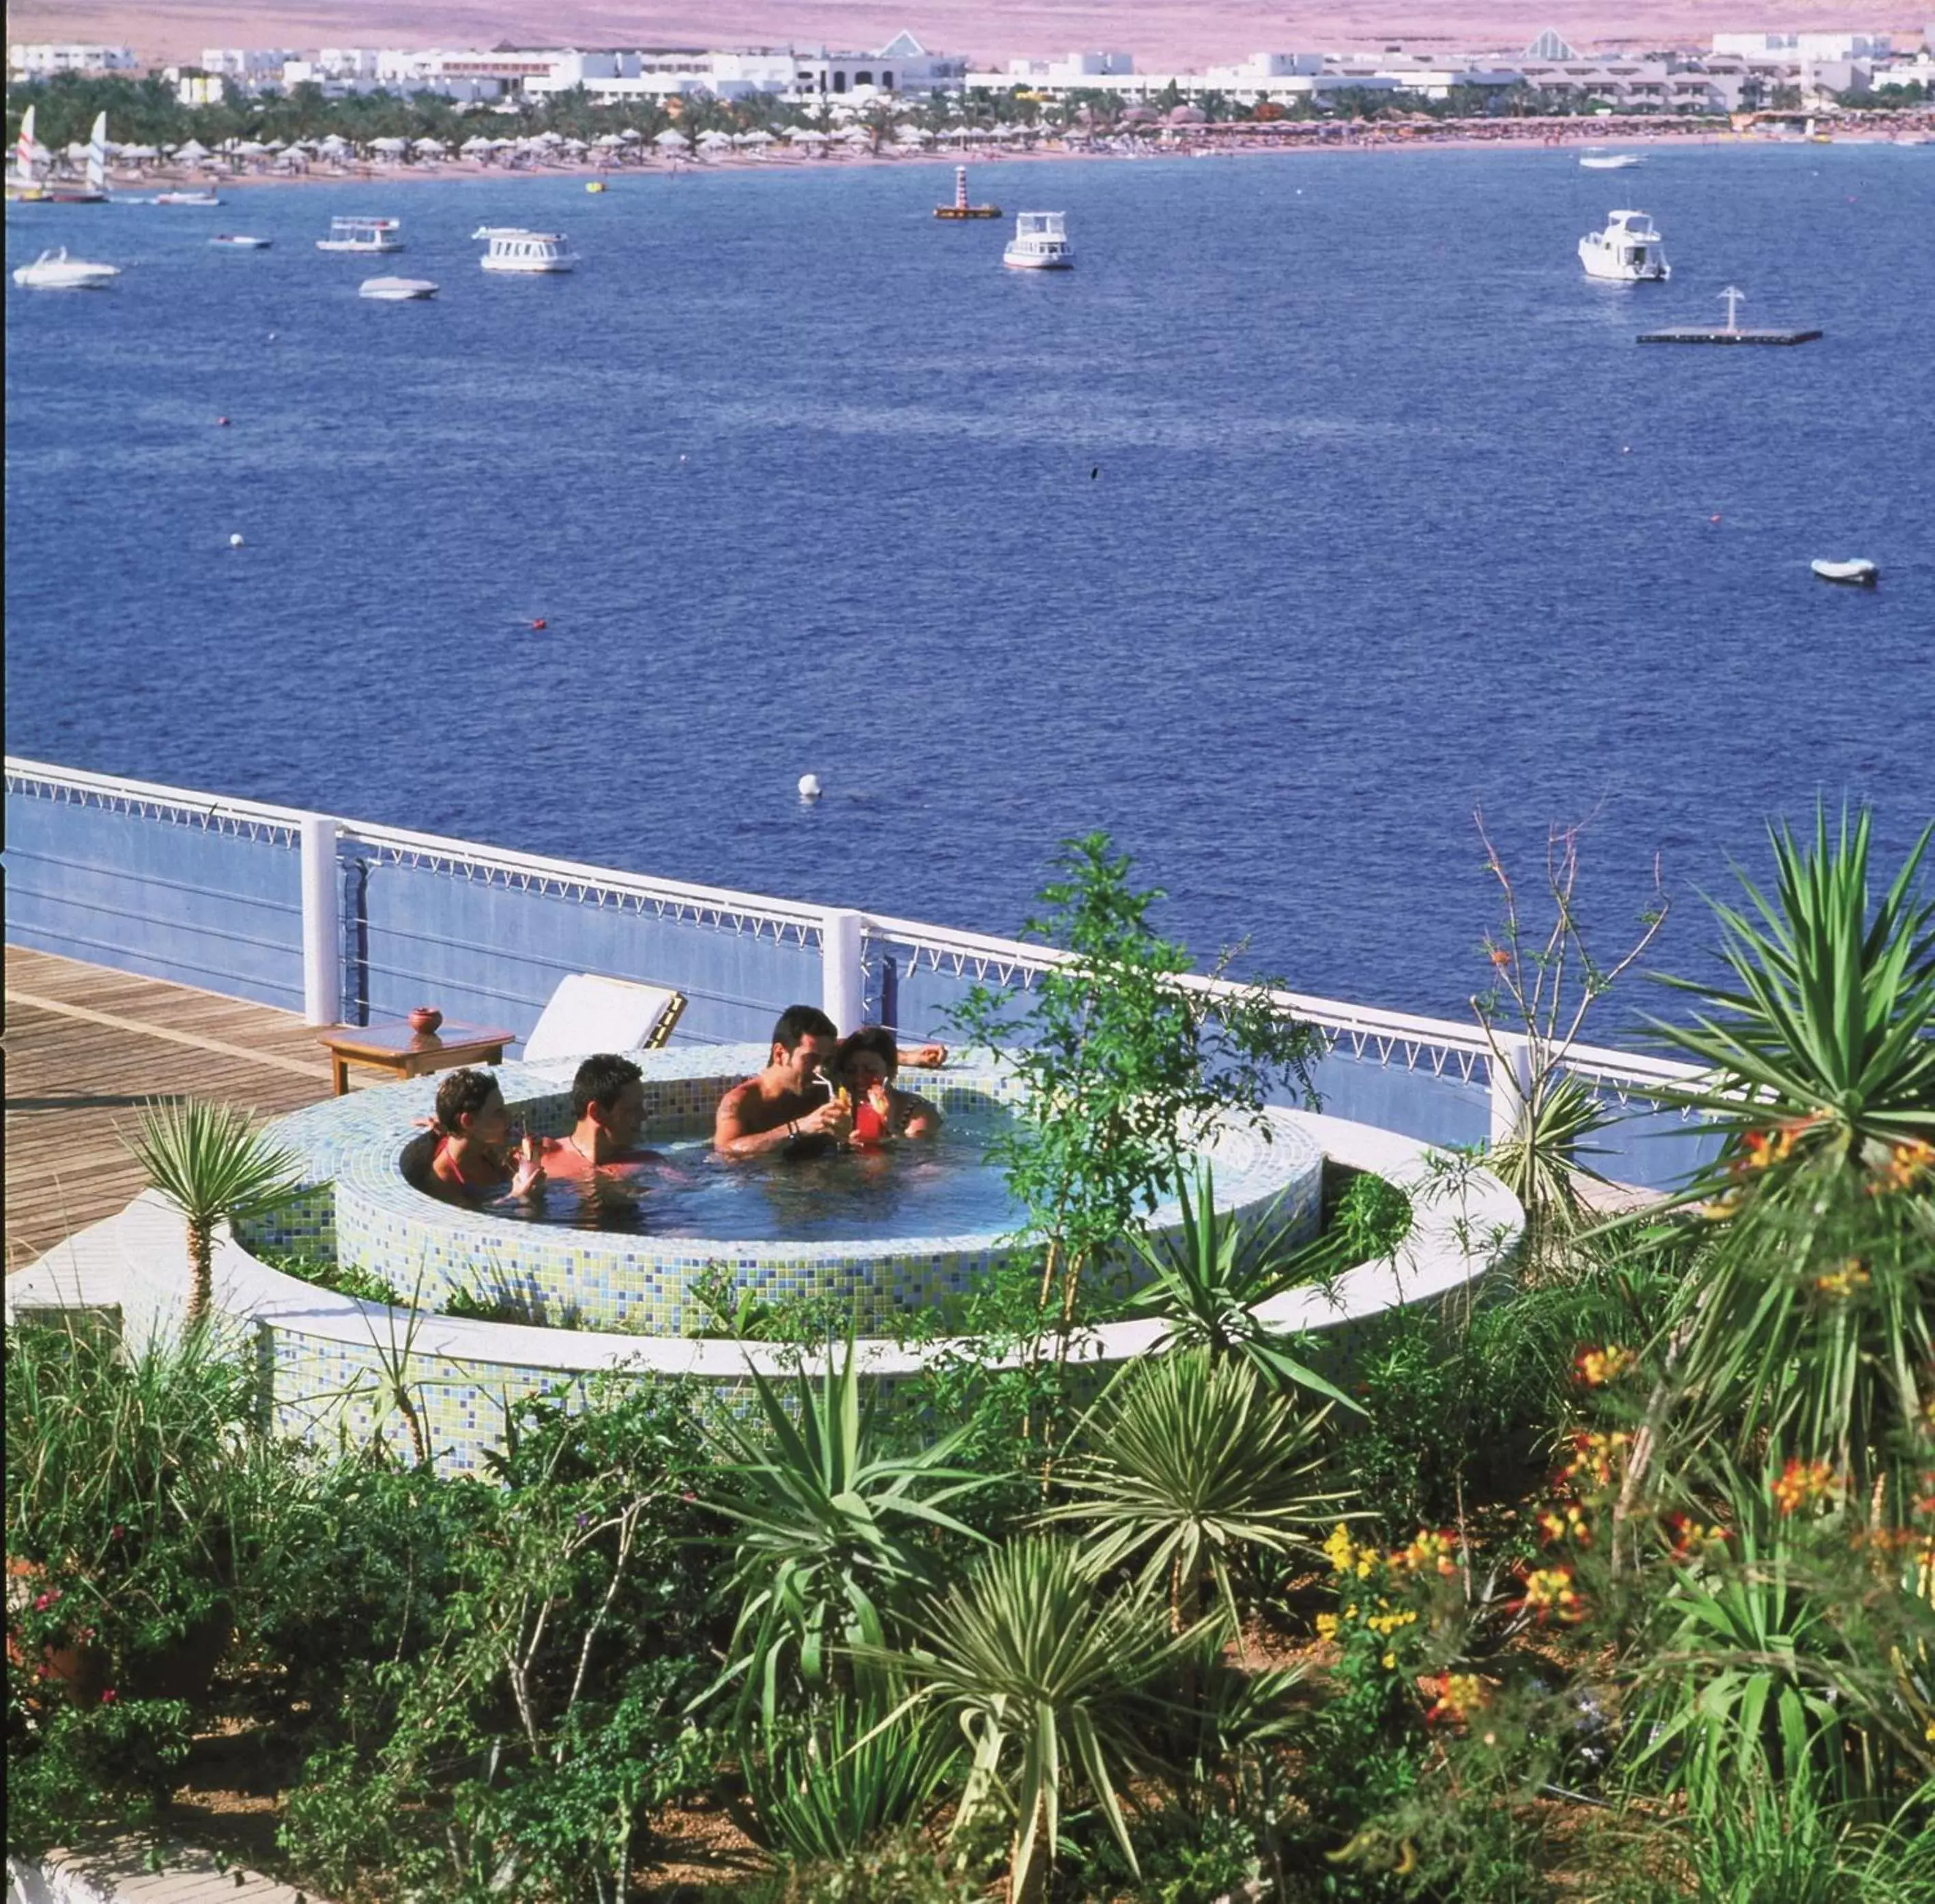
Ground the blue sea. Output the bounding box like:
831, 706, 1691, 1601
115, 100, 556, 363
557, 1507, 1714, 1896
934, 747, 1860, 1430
6, 146, 1932, 1028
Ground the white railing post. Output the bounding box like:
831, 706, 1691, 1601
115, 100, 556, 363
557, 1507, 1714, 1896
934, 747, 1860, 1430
300, 816, 341, 1026
822, 908, 864, 1035
1489, 1036, 1533, 1148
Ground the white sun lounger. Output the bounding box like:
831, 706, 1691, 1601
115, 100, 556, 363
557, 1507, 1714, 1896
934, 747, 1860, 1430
519, 972, 687, 1078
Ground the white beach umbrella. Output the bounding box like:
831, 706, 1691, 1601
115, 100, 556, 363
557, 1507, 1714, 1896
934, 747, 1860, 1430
369, 136, 409, 154
619, 127, 642, 142
175, 137, 211, 160
119, 143, 160, 160
839, 124, 872, 145
696, 129, 732, 149
235, 139, 271, 156
653, 128, 690, 148
461, 134, 493, 153
559, 136, 589, 152
785, 126, 825, 143
317, 132, 351, 150
740, 128, 773, 145
64, 141, 91, 160
895, 124, 931, 143
536, 130, 565, 145
412, 137, 448, 155
592, 132, 625, 147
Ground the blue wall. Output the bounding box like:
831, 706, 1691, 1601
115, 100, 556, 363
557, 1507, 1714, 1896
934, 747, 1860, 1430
5, 794, 304, 1010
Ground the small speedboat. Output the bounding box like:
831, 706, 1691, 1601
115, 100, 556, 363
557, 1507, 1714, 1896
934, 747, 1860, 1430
154, 188, 220, 205
12, 247, 120, 289
1580, 152, 1644, 170
210, 233, 272, 248
360, 275, 438, 300
1810, 558, 1878, 586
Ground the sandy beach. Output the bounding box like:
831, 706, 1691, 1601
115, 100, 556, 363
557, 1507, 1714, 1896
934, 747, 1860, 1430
106, 114, 1927, 199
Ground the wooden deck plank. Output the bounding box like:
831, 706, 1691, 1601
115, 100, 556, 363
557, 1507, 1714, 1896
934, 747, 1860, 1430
4, 947, 339, 1273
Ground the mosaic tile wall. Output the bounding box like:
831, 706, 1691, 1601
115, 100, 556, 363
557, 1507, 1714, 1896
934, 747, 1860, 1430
259, 1046, 1323, 1341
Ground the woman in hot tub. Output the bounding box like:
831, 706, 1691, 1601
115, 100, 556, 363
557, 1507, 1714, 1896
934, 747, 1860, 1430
829, 1026, 945, 1147
422, 1067, 547, 1207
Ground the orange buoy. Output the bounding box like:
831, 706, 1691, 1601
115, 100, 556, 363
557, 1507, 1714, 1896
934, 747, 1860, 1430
530, 618, 547, 630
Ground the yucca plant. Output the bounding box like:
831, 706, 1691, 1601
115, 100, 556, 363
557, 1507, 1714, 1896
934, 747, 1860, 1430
1126, 1163, 1363, 1412
1647, 805, 1935, 1188
735, 1688, 962, 1864
870, 1536, 1187, 1904
124, 1099, 304, 1321
1040, 1349, 1345, 1634
1487, 1069, 1618, 1248
697, 1334, 992, 1726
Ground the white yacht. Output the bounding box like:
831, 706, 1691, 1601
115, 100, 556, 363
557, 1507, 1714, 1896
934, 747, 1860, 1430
1579, 209, 1670, 282
210, 234, 272, 248
359, 275, 438, 301
1002, 210, 1074, 270
317, 216, 404, 254
1579, 152, 1644, 170
473, 227, 575, 272
12, 248, 120, 289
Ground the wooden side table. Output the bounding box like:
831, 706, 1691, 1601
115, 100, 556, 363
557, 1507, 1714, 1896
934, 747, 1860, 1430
317, 1020, 516, 1097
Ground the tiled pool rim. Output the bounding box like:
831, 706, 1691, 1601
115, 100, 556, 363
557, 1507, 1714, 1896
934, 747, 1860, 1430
248, 1046, 1325, 1336
7, 1112, 1524, 1479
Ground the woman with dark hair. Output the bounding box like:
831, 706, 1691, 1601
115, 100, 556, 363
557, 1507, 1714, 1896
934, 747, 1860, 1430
423, 1068, 546, 1206
829, 1026, 944, 1146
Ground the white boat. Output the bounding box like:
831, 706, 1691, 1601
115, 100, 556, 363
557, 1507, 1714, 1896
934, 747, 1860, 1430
472, 225, 574, 273
1579, 209, 1669, 282
1580, 152, 1644, 170
210, 233, 272, 248
359, 275, 438, 301
318, 216, 404, 254
8, 106, 109, 203
1810, 558, 1878, 586
154, 188, 220, 205
1003, 210, 1074, 270
12, 248, 120, 289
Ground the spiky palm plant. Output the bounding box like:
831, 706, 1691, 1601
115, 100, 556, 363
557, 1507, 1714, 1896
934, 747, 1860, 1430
698, 1334, 991, 1727
1126, 1163, 1363, 1411
874, 1536, 1186, 1904
1040, 1349, 1345, 1634
1648, 806, 1935, 1185
125, 1099, 303, 1321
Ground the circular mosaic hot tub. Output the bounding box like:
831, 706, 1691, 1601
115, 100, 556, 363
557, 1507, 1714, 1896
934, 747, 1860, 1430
255, 1045, 1323, 1336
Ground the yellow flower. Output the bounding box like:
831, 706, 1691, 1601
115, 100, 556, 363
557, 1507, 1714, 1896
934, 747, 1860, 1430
1315, 1613, 1339, 1641
1381, 1652, 1396, 1671
1812, 1257, 1872, 1301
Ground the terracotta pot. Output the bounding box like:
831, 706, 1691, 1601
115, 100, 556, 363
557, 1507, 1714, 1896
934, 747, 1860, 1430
407, 1006, 443, 1035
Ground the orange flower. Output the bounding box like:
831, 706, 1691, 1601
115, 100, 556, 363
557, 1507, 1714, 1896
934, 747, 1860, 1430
1812, 1258, 1871, 1301
1771, 1459, 1844, 1516
1870, 1138, 1935, 1196
1575, 1344, 1637, 1387
1518, 1566, 1585, 1624
1391, 1529, 1459, 1577
1424, 1672, 1491, 1725
1536, 1499, 1592, 1547
1558, 1431, 1631, 1493
1489, 947, 1512, 969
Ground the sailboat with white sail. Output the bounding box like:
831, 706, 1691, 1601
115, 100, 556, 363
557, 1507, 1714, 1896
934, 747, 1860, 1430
8, 109, 112, 203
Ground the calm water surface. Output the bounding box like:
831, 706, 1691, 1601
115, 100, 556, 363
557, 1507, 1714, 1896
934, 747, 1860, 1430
504, 1119, 1021, 1241
6, 147, 1932, 1026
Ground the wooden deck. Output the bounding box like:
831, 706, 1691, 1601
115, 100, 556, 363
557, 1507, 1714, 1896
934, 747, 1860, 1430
3, 947, 336, 1275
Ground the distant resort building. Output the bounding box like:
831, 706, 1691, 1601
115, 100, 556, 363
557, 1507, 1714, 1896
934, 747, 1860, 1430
8, 42, 138, 77
10, 21, 1925, 114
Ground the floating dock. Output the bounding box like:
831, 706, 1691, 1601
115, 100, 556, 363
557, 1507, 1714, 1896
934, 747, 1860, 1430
1641, 283, 1820, 346
1639, 327, 1822, 345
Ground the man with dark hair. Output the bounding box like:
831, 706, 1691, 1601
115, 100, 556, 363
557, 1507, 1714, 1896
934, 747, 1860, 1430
539, 1053, 662, 1183
714, 1004, 852, 1156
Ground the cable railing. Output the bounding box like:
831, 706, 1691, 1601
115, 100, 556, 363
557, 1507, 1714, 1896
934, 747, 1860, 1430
8, 757, 1704, 1153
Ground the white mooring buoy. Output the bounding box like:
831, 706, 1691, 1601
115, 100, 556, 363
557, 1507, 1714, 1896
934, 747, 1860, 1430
797, 773, 822, 803
229, 532, 244, 548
